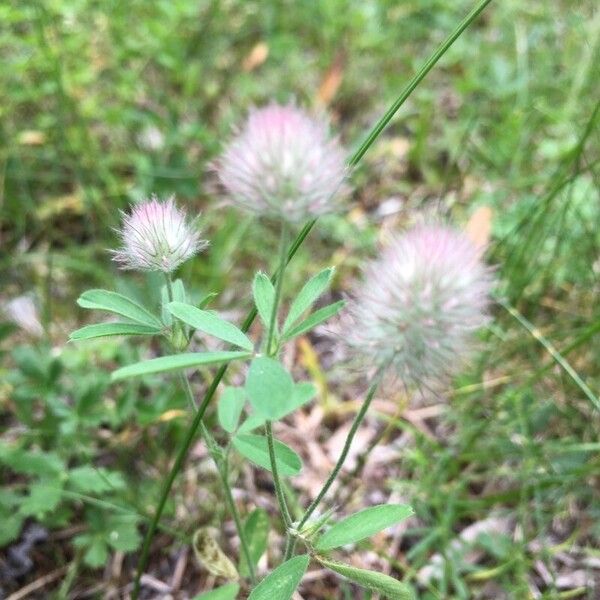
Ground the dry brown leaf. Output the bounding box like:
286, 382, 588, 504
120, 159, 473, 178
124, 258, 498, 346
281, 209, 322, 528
465, 205, 493, 250
316, 53, 344, 106
242, 42, 269, 71
192, 528, 239, 581
18, 130, 46, 145
36, 191, 84, 220
389, 137, 410, 158
157, 409, 187, 422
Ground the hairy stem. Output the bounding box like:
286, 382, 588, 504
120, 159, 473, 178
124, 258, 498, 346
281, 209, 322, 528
297, 367, 385, 531
266, 420, 293, 528
184, 377, 257, 584
132, 2, 494, 592
266, 222, 288, 355
264, 223, 293, 543
334, 406, 404, 507
220, 457, 256, 584
164, 272, 174, 302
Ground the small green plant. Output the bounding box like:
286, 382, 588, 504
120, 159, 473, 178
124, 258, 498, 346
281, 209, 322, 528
68, 3, 497, 589
72, 197, 421, 598
0, 342, 148, 567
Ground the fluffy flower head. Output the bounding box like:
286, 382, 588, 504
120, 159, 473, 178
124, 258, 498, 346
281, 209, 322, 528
217, 103, 348, 222
112, 196, 207, 272
347, 224, 493, 384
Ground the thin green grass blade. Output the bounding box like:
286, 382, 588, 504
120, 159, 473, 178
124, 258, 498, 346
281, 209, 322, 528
498, 298, 599, 411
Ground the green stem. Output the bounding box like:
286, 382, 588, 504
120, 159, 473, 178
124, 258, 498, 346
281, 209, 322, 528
202, 422, 257, 585
132, 363, 229, 599
132, 2, 493, 593
297, 367, 385, 531
266, 420, 293, 528
180, 376, 256, 584
334, 406, 403, 507
266, 222, 288, 355
264, 222, 293, 535
346, 0, 494, 169
164, 272, 174, 301
283, 534, 296, 562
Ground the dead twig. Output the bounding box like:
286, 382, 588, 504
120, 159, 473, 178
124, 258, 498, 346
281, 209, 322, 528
6, 566, 67, 600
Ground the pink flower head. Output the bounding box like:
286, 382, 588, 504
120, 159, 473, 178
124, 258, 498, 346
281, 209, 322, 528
112, 196, 207, 272
347, 224, 493, 384
217, 103, 348, 222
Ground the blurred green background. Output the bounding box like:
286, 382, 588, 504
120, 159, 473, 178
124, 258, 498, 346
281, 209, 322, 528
1, 1, 599, 598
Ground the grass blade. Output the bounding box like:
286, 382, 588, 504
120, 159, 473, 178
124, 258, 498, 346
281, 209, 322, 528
498, 298, 599, 411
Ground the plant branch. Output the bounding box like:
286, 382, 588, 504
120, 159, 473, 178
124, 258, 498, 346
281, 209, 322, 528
208, 424, 257, 585
264, 222, 294, 543
266, 420, 293, 529
182, 376, 257, 584
297, 367, 385, 531
266, 222, 288, 355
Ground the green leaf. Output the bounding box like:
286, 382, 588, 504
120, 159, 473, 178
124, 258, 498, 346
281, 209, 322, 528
252, 272, 276, 331
282, 301, 345, 341
199, 292, 218, 309
238, 414, 266, 434
0, 444, 65, 476
70, 322, 162, 340
0, 511, 24, 546
111, 351, 250, 381
239, 508, 269, 577
232, 434, 302, 477
79, 535, 109, 568
193, 583, 240, 600
318, 559, 414, 599
19, 482, 62, 517
77, 289, 162, 328
105, 515, 141, 552
248, 555, 309, 600
218, 387, 246, 433
315, 504, 414, 551
68, 466, 126, 494
283, 267, 335, 332
290, 382, 317, 412
167, 301, 254, 351
245, 357, 294, 420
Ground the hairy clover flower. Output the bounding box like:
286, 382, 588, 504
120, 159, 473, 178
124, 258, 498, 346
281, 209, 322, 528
217, 103, 348, 222
112, 196, 207, 273
347, 224, 493, 384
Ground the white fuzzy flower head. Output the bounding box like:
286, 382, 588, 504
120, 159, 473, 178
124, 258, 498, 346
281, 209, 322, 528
112, 197, 207, 273
347, 224, 493, 385
217, 103, 348, 222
